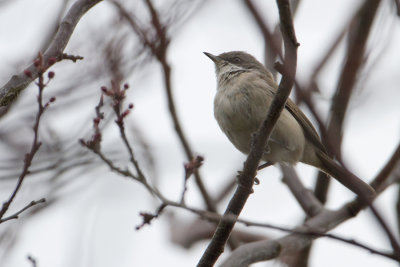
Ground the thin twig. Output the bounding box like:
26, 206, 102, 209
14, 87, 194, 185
369, 204, 400, 255
243, 0, 282, 77
0, 0, 103, 107
0, 53, 54, 223
81, 90, 156, 196
371, 142, 400, 193
112, 0, 216, 213
146, 0, 216, 212
181, 156, 204, 204
161, 197, 400, 263
0, 199, 46, 223
27, 255, 38, 267
113, 99, 147, 182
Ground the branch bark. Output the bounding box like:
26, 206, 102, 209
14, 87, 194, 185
220, 140, 400, 266
197, 1, 299, 265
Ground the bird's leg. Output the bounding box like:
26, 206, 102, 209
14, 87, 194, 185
235, 162, 258, 191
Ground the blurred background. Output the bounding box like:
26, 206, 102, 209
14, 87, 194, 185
0, 0, 400, 266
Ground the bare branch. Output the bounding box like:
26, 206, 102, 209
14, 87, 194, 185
219, 144, 400, 266
136, 204, 166, 230
197, 1, 299, 265
219, 202, 360, 266
369, 204, 400, 254
0, 0, 103, 107
371, 142, 400, 193
279, 164, 323, 217
243, 0, 282, 77
220, 210, 400, 267
181, 156, 205, 204
112, 0, 217, 217
80, 88, 156, 195
0, 54, 54, 222
394, 0, 400, 16
27, 255, 38, 267
327, 0, 381, 159
0, 199, 46, 224
163, 199, 400, 264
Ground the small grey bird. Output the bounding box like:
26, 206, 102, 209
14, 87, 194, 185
204, 51, 375, 201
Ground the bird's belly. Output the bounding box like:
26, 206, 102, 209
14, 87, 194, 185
214, 89, 305, 164
214, 90, 259, 153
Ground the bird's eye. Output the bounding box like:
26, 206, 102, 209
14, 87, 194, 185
233, 57, 241, 63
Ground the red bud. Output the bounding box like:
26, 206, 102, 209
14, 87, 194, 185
24, 69, 32, 78
48, 57, 56, 65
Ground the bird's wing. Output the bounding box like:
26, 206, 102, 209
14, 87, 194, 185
285, 98, 327, 152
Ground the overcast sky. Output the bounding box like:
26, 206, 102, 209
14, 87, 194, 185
1, 0, 400, 266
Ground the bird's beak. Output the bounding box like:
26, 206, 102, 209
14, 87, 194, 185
203, 52, 220, 63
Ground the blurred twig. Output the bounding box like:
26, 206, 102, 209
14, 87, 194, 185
27, 255, 38, 267
280, 165, 323, 217
327, 0, 381, 160
112, 0, 217, 214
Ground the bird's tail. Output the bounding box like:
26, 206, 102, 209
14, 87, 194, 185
316, 151, 375, 203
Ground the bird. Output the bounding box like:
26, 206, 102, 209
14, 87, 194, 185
204, 51, 375, 202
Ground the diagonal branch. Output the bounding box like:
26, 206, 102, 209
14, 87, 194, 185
0, 0, 103, 108
326, 0, 381, 160
197, 1, 299, 265
0, 199, 46, 224
112, 0, 216, 213
219, 200, 397, 267
280, 164, 323, 217
220, 143, 400, 266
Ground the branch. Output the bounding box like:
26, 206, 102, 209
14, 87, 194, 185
322, 0, 400, 254
395, 0, 400, 16
326, 0, 381, 159
0, 0, 103, 107
0, 54, 55, 222
163, 198, 399, 263
243, 0, 282, 77
0, 199, 46, 224
27, 255, 38, 267
81, 87, 156, 196
219, 201, 366, 266
371, 142, 400, 193
197, 1, 299, 265
279, 164, 323, 217
112, 0, 217, 216
220, 207, 400, 267
220, 149, 400, 266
